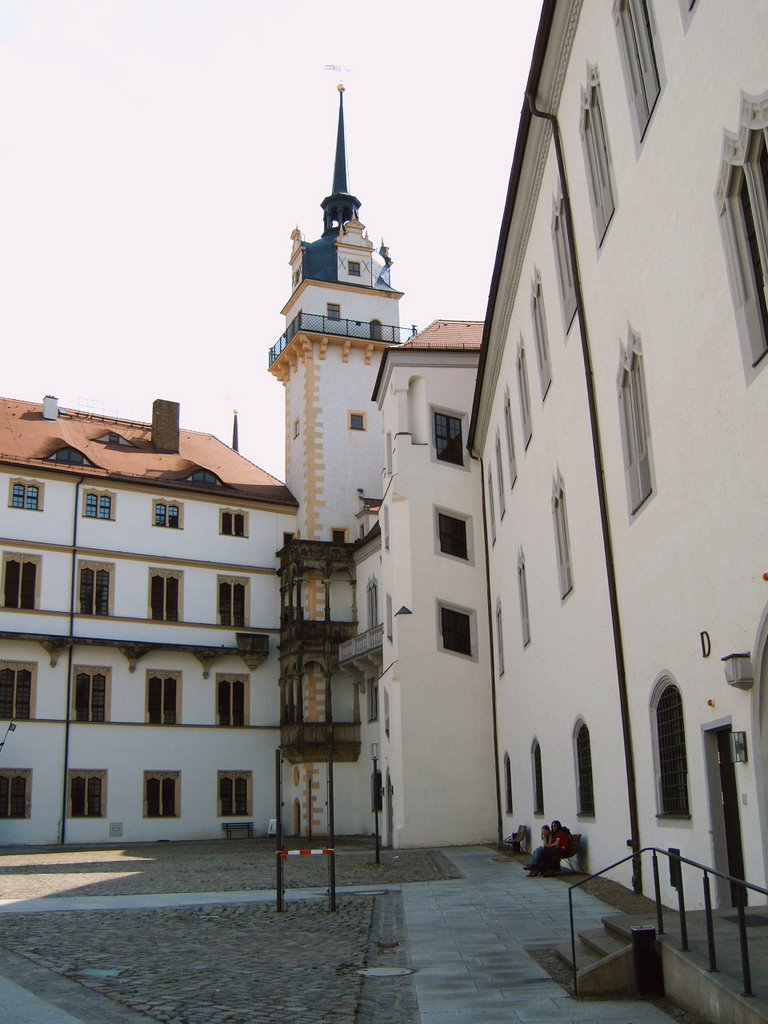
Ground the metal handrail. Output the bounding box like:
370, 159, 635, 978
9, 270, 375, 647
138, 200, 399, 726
567, 846, 768, 998
269, 313, 417, 366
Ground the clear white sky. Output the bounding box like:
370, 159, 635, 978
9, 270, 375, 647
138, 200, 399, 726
0, 1, 542, 480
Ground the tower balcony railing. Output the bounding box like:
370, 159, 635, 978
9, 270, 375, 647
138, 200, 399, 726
338, 624, 384, 664
269, 313, 417, 367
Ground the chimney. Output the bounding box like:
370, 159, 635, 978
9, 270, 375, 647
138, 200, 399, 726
42, 395, 59, 420
151, 399, 180, 453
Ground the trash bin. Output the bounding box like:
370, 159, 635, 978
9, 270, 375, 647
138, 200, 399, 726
631, 925, 663, 998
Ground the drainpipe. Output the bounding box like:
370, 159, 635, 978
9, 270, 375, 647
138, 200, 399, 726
525, 93, 642, 892
60, 476, 83, 844
473, 453, 504, 849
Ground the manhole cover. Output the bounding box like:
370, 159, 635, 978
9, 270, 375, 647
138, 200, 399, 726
357, 967, 414, 978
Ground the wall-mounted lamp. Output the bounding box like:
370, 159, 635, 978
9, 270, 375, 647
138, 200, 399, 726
721, 653, 753, 690
730, 731, 748, 764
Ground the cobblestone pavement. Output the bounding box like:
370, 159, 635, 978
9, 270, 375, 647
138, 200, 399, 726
0, 840, 451, 1023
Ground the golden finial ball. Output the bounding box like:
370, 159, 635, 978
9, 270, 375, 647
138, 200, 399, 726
337, 83, 345, 93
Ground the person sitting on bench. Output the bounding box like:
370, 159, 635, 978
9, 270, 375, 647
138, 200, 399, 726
525, 820, 571, 876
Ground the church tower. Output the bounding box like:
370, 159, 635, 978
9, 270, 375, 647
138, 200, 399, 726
268, 87, 410, 837
268, 84, 409, 543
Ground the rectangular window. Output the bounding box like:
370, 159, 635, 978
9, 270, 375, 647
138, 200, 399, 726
581, 69, 616, 244
367, 678, 379, 722
620, 341, 653, 512
217, 676, 247, 727
495, 434, 506, 517
348, 261, 361, 277
349, 412, 366, 431
517, 346, 533, 449
153, 500, 182, 528
503, 391, 517, 489
518, 553, 531, 647
218, 771, 252, 817
327, 302, 341, 320
531, 273, 553, 397
614, 0, 661, 142
147, 674, 180, 725
3, 555, 39, 610
0, 663, 34, 719
553, 479, 574, 598
9, 481, 41, 510
434, 411, 463, 466
218, 577, 247, 627
150, 571, 181, 622
0, 770, 30, 818
69, 770, 106, 818
386, 593, 393, 642
84, 492, 113, 520
220, 510, 247, 537
439, 604, 473, 657
367, 579, 379, 628
496, 602, 505, 676
553, 196, 577, 330
144, 772, 179, 817
331, 528, 347, 544
437, 512, 468, 560
487, 470, 496, 543
78, 563, 113, 616
74, 668, 109, 722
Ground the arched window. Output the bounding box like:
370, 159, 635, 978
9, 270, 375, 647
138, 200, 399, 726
655, 682, 690, 815
532, 739, 544, 814
575, 722, 595, 816
504, 753, 513, 814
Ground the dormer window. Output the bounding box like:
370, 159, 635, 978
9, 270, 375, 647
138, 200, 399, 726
186, 468, 221, 486
47, 447, 92, 466
348, 261, 361, 277
94, 432, 133, 447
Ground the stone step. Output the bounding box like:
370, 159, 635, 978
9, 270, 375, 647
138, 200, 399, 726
579, 926, 631, 959
554, 939, 602, 973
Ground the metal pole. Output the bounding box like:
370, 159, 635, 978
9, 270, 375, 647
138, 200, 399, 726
327, 740, 336, 912
652, 851, 664, 935
275, 749, 284, 913
702, 872, 718, 973
736, 887, 753, 997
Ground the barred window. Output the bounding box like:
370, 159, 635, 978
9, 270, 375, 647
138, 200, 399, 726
656, 683, 690, 815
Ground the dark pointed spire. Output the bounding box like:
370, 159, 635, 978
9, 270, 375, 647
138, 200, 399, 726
332, 84, 349, 195
232, 410, 239, 453
321, 84, 361, 236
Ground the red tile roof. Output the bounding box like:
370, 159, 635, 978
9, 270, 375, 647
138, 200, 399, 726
0, 397, 297, 507
403, 320, 484, 350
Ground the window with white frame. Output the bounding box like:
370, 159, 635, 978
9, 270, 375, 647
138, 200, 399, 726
68, 770, 106, 817
495, 432, 506, 517
717, 95, 768, 374
518, 550, 530, 647
9, 480, 42, 511
433, 410, 464, 466
517, 342, 533, 449
614, 0, 661, 142
74, 667, 110, 722
0, 769, 31, 818
367, 578, 379, 627
531, 271, 552, 397
495, 599, 505, 676
487, 469, 496, 543
653, 681, 690, 816
438, 602, 474, 658
385, 593, 393, 642
618, 332, 653, 512
144, 771, 179, 817
532, 740, 544, 815
552, 195, 577, 330
367, 678, 379, 722
575, 722, 595, 816
218, 771, 251, 816
503, 389, 517, 489
437, 510, 469, 561
552, 474, 574, 598
581, 66, 616, 244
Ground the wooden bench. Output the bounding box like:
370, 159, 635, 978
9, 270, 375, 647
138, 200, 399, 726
503, 824, 527, 853
221, 821, 254, 839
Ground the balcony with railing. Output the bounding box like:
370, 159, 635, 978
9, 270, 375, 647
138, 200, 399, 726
269, 313, 417, 367
280, 721, 361, 763
339, 624, 383, 664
